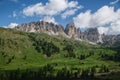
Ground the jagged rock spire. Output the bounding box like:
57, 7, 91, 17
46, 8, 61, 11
15, 21, 104, 44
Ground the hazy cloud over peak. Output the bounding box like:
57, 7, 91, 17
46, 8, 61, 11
74, 5, 120, 35
4, 23, 18, 28
41, 16, 57, 24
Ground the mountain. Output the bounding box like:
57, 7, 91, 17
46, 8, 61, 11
15, 21, 100, 43
15, 21, 120, 46
0, 26, 120, 80
15, 21, 67, 36
65, 23, 100, 43
102, 34, 120, 47
0, 27, 97, 69
65, 22, 81, 40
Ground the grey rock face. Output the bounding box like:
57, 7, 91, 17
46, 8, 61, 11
15, 21, 103, 43
85, 28, 100, 43
15, 21, 120, 46
15, 21, 66, 35
65, 23, 80, 39
102, 34, 120, 46
65, 23, 101, 43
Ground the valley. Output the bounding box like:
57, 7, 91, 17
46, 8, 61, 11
0, 27, 120, 80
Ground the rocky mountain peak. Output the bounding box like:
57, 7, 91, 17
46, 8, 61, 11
15, 21, 66, 35
65, 22, 80, 39
15, 21, 102, 43
85, 28, 100, 43
15, 21, 120, 45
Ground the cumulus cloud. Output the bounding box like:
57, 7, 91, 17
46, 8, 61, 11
98, 19, 120, 35
4, 23, 18, 28
73, 10, 92, 28
23, 3, 44, 16
23, 0, 82, 18
98, 27, 109, 34
73, 5, 120, 35
92, 6, 117, 26
61, 1, 83, 19
41, 16, 57, 24
107, 19, 120, 35
61, 9, 78, 19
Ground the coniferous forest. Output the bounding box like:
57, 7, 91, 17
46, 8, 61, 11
0, 28, 120, 80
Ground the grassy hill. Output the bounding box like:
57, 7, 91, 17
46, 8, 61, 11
0, 27, 120, 80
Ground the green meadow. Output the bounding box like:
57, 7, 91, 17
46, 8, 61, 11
0, 27, 120, 80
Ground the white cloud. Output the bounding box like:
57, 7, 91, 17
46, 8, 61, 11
68, 1, 79, 8
44, 0, 68, 15
61, 9, 78, 19
107, 19, 120, 35
41, 16, 57, 24
61, 0, 83, 19
73, 5, 120, 35
23, 0, 81, 18
91, 6, 117, 26
4, 23, 18, 28
98, 19, 120, 35
98, 27, 109, 34
110, 0, 120, 5
23, 3, 44, 16
73, 10, 92, 28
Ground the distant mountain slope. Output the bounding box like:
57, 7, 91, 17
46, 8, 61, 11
102, 34, 120, 47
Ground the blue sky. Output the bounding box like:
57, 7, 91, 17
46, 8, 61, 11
0, 0, 120, 34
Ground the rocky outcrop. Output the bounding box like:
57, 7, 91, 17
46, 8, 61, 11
102, 34, 120, 46
85, 28, 100, 43
65, 23, 80, 39
55, 24, 67, 36
15, 21, 66, 36
15, 21, 120, 46
15, 21, 104, 43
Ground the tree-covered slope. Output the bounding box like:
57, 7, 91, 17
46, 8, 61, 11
0, 27, 119, 70
0, 27, 120, 80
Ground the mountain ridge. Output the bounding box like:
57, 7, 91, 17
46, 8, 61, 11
15, 21, 120, 46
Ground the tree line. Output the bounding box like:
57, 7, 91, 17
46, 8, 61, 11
0, 64, 109, 80
29, 34, 60, 57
